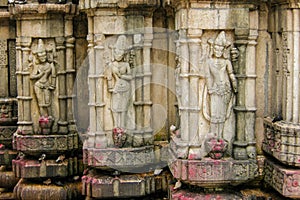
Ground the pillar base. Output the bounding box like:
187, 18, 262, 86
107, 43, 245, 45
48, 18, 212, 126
169, 157, 258, 188
169, 187, 243, 200
83, 146, 156, 172
13, 157, 80, 178
263, 117, 300, 167
82, 170, 171, 199
13, 178, 82, 200
264, 158, 300, 198
13, 133, 78, 157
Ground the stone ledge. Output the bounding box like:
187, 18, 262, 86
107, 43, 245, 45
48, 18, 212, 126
264, 158, 300, 198
169, 158, 258, 187
83, 146, 156, 172
13, 133, 78, 156
80, 0, 159, 10
13, 157, 80, 178
263, 117, 300, 167
82, 170, 170, 199
9, 3, 77, 15
13, 178, 82, 200
169, 187, 243, 200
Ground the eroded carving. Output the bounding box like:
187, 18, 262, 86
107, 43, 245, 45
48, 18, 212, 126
30, 39, 57, 118
204, 31, 237, 138
105, 35, 135, 140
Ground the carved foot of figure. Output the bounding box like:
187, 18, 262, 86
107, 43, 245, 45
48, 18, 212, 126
205, 137, 228, 159
39, 116, 53, 135
112, 127, 127, 148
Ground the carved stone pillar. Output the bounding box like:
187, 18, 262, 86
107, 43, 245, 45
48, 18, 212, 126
262, 2, 300, 198
168, 0, 258, 191
143, 19, 153, 144
9, 4, 81, 199
233, 10, 258, 159
80, 1, 171, 198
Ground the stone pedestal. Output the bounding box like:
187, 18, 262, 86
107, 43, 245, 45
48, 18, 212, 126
264, 159, 300, 198
169, 158, 257, 188
13, 158, 79, 178
82, 170, 171, 199
14, 178, 82, 200
263, 117, 300, 166
169, 188, 243, 200
83, 146, 155, 172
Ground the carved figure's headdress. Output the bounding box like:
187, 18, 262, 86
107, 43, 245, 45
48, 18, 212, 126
114, 35, 127, 61
37, 39, 46, 56
207, 31, 232, 58
215, 31, 226, 46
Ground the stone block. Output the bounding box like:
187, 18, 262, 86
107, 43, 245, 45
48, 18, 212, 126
82, 171, 170, 199
264, 158, 300, 198
263, 117, 300, 167
94, 16, 126, 35
170, 188, 243, 200
184, 8, 249, 30
13, 178, 82, 200
169, 136, 189, 159
13, 133, 78, 156
13, 157, 79, 178
169, 158, 258, 187
83, 146, 155, 172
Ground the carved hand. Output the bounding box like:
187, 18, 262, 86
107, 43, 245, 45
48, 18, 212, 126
48, 85, 55, 90
232, 81, 238, 93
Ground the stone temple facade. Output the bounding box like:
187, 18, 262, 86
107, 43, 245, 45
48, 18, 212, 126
0, 0, 300, 199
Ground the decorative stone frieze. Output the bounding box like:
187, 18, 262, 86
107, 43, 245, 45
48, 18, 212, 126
82, 170, 171, 199
169, 157, 257, 187
264, 159, 300, 198
263, 117, 300, 166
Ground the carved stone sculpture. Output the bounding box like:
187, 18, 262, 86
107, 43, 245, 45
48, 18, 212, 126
204, 31, 237, 139
105, 35, 133, 130
30, 39, 56, 119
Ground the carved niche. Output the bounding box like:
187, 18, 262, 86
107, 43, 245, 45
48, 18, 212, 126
29, 39, 59, 134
